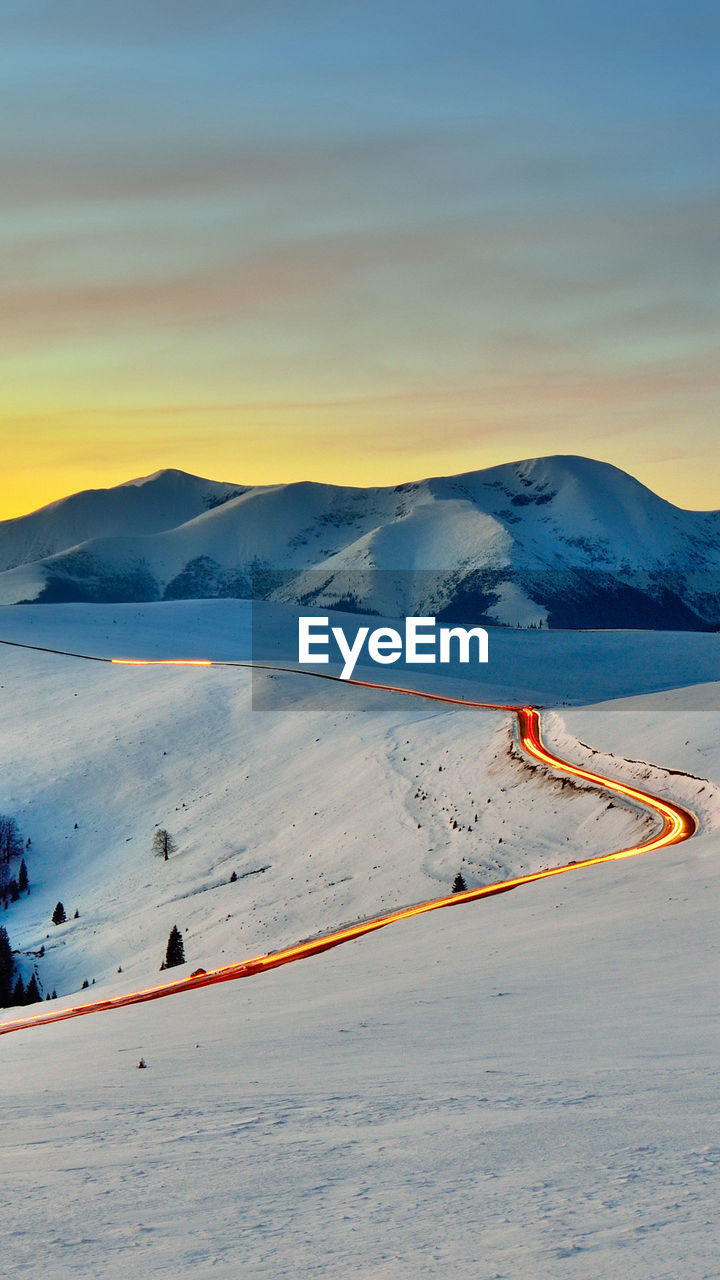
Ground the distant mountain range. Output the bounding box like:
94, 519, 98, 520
0, 457, 718, 629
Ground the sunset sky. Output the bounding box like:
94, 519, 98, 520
2, 0, 718, 518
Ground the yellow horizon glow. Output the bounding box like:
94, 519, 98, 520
2, 397, 718, 520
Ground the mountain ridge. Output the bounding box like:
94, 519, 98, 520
1, 456, 718, 629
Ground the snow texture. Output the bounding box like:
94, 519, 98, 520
0, 603, 718, 1277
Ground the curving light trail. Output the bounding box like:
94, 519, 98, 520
0, 650, 697, 1037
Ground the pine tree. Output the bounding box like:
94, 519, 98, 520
152, 829, 177, 862
452, 872, 467, 893
162, 925, 185, 970
12, 974, 25, 1005
18, 859, 28, 893
52, 901, 66, 925
25, 974, 41, 1004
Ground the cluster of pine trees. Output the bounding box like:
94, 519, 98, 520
0, 925, 42, 1007
0, 815, 45, 1006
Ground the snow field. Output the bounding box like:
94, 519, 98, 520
1, 821, 719, 1279
0, 643, 649, 1003
0, 603, 717, 1278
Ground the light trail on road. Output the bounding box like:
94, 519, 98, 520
0, 649, 697, 1037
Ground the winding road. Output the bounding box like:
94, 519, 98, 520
0, 644, 698, 1037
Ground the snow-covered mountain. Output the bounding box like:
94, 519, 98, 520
0, 468, 240, 580
0, 456, 718, 629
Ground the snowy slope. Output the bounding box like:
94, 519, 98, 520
2, 820, 719, 1280
3, 598, 719, 700
0, 602, 717, 1004
0, 632, 646, 1001
0, 605, 718, 1278
0, 456, 718, 628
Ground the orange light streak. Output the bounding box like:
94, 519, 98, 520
0, 655, 697, 1038
111, 658, 213, 667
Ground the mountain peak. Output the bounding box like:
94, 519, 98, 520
0, 456, 717, 628
121, 467, 233, 490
